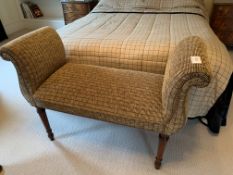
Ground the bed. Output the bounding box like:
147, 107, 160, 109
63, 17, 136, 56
57, 0, 233, 121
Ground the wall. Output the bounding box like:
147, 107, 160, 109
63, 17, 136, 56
215, 0, 233, 2
0, 0, 232, 35
0, 0, 24, 34
204, 0, 213, 16
207, 0, 233, 15
31, 0, 63, 19
17, 0, 64, 30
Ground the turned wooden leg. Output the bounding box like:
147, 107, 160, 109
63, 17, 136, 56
36, 108, 54, 141
154, 134, 169, 169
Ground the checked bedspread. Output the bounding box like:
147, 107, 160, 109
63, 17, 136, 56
57, 0, 233, 118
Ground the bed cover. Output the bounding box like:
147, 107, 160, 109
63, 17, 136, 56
57, 0, 233, 119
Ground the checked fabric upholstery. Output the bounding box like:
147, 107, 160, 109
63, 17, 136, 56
0, 27, 210, 135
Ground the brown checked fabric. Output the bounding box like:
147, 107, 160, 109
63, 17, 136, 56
162, 36, 210, 134
0, 27, 211, 135
34, 63, 165, 133
0, 27, 66, 105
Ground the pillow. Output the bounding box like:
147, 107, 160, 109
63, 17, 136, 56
94, 0, 205, 11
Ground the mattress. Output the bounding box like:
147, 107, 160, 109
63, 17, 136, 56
57, 0, 233, 118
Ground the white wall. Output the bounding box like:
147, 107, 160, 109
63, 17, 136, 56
0, 0, 24, 34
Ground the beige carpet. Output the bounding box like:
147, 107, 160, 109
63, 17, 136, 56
0, 47, 233, 174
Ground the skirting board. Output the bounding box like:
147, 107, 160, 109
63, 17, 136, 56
23, 18, 65, 30
3, 20, 25, 35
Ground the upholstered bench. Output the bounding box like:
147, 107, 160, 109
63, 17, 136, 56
0, 27, 210, 169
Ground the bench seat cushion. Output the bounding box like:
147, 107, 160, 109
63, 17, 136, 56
33, 63, 165, 132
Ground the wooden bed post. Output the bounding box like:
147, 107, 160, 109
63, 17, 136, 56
154, 134, 169, 169
36, 108, 54, 141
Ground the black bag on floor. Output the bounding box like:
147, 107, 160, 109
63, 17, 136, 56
198, 73, 233, 134
0, 20, 8, 41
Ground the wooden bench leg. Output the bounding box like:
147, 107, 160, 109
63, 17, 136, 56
154, 134, 169, 169
36, 108, 54, 141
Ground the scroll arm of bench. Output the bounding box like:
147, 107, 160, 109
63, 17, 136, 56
0, 27, 66, 106
161, 36, 211, 135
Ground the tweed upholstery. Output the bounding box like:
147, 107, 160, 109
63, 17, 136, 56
0, 27, 211, 135
162, 36, 211, 134
0, 27, 66, 105
34, 63, 165, 133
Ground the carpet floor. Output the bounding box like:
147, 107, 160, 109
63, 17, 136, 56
0, 49, 232, 175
